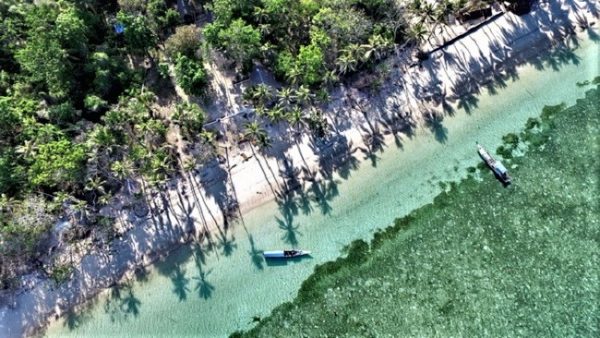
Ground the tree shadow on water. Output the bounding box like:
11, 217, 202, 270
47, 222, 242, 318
170, 264, 190, 302
247, 234, 265, 270
276, 185, 300, 220
134, 265, 149, 285
215, 224, 237, 257
103, 283, 141, 323
276, 212, 301, 247
63, 303, 94, 331
587, 27, 600, 42
308, 178, 339, 216
544, 46, 582, 70
424, 112, 449, 144
64, 310, 83, 330
192, 252, 215, 299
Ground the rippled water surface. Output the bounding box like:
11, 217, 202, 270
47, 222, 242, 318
46, 35, 599, 337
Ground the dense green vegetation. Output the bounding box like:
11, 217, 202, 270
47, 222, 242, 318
236, 87, 600, 337
0, 0, 523, 289
0, 0, 212, 288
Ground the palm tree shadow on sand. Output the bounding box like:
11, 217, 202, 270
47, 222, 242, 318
358, 123, 386, 167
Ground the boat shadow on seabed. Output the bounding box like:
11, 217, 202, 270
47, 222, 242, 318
264, 255, 313, 267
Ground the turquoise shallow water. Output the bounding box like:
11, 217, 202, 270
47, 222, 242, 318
243, 87, 600, 337
45, 35, 599, 337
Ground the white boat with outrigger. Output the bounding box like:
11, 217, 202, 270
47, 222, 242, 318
262, 250, 311, 259
477, 143, 512, 185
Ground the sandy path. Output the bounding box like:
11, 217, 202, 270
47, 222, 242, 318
0, 1, 598, 337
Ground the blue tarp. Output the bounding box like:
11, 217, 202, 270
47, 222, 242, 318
114, 23, 125, 34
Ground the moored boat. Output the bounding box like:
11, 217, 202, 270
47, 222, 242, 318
477, 143, 512, 184
262, 250, 311, 258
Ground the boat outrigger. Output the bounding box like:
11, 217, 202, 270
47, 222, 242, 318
262, 250, 311, 259
477, 143, 512, 185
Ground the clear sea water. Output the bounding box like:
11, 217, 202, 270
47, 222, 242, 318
243, 71, 600, 338
45, 34, 599, 337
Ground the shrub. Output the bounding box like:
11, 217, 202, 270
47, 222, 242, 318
164, 25, 200, 60
174, 54, 208, 96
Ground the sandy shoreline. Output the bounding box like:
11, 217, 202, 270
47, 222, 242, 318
1, 1, 598, 337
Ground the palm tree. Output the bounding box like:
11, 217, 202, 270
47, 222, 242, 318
200, 130, 216, 145
182, 158, 197, 174
295, 85, 313, 106
316, 88, 331, 104
259, 42, 276, 60
242, 121, 276, 193
408, 0, 423, 14
266, 105, 285, 123
323, 70, 339, 88
452, 0, 469, 18
308, 107, 328, 138
284, 107, 313, 178
145, 149, 172, 187
88, 125, 115, 149
111, 158, 135, 195
286, 107, 305, 138
336, 54, 357, 75
408, 22, 428, 46
277, 87, 295, 109
253, 6, 270, 24
84, 175, 107, 207
244, 121, 268, 146
257, 23, 271, 36
134, 120, 155, 148
252, 84, 272, 106
15, 140, 36, 158
362, 34, 393, 62
286, 66, 302, 86
342, 43, 367, 64
426, 0, 452, 45
97, 191, 113, 207
256, 131, 272, 150
254, 105, 267, 117
420, 2, 436, 24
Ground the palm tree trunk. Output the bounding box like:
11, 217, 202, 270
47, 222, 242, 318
185, 171, 219, 256
295, 139, 314, 180
223, 145, 245, 226
139, 176, 159, 230
250, 144, 277, 196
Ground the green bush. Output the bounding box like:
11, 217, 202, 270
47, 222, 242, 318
174, 54, 207, 96
28, 139, 87, 190
50, 263, 73, 284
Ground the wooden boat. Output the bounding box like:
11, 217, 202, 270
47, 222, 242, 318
262, 250, 311, 259
477, 143, 512, 184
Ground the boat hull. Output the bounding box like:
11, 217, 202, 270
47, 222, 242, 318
477, 144, 512, 185
263, 250, 311, 258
